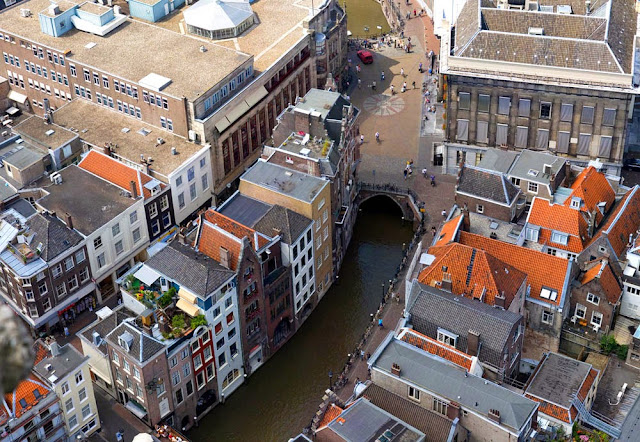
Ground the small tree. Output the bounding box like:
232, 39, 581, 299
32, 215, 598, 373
600, 334, 618, 354
172, 314, 185, 332
190, 315, 207, 329
158, 292, 172, 308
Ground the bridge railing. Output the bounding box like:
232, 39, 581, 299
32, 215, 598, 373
357, 182, 425, 220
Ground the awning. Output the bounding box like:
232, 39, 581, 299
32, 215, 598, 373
244, 86, 268, 107
215, 117, 231, 133
225, 100, 250, 126
7, 90, 27, 104
133, 266, 161, 286
6, 106, 19, 116
176, 298, 201, 317
178, 286, 197, 304
125, 401, 147, 419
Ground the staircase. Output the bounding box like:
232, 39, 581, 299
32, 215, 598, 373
571, 398, 622, 439
613, 316, 636, 347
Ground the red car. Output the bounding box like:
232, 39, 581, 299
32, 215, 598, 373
357, 50, 373, 64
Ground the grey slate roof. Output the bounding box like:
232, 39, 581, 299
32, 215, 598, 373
217, 193, 272, 228
408, 281, 522, 368
145, 242, 234, 298
0, 177, 17, 202
507, 150, 566, 185
253, 205, 312, 244
361, 383, 454, 442
106, 321, 166, 363
457, 165, 520, 205
525, 352, 592, 408
477, 148, 519, 174
25, 213, 83, 262
6, 198, 36, 218
80, 307, 136, 354
33, 342, 87, 384
241, 160, 328, 203
370, 336, 537, 434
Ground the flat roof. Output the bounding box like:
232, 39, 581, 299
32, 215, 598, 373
217, 192, 272, 227
14, 116, 77, 149
525, 352, 591, 409
241, 159, 328, 203
0, 0, 250, 100
52, 100, 203, 177
33, 343, 87, 384
38, 165, 136, 235
507, 150, 566, 184
3, 143, 43, 169
151, 0, 316, 71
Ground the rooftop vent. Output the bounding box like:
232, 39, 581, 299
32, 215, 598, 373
528, 27, 544, 35
543, 164, 552, 175
156, 137, 165, 145
45, 129, 55, 136
299, 148, 311, 156
539, 5, 553, 12
45, 364, 53, 372
138, 128, 151, 136
557, 4, 572, 14
527, 169, 539, 177
199, 45, 207, 53
121, 128, 130, 133
84, 42, 97, 49
20, 8, 32, 17
171, 147, 178, 155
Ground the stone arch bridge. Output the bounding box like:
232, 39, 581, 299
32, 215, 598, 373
356, 182, 424, 226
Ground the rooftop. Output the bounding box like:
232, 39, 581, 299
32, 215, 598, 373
527, 197, 590, 253
457, 165, 521, 205
79, 306, 136, 354
579, 259, 622, 304
1, 375, 52, 423
476, 148, 519, 174
253, 204, 312, 244
454, 211, 530, 247
52, 100, 204, 178
24, 212, 83, 262
453, 0, 637, 78
240, 159, 328, 203
37, 165, 137, 236
217, 192, 272, 228
0, 0, 251, 100
13, 115, 77, 149
506, 150, 566, 185
370, 335, 538, 434
397, 328, 477, 373
563, 166, 615, 224
591, 185, 640, 259
33, 341, 87, 385
105, 320, 166, 363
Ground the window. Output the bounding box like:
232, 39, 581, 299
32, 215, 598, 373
204, 346, 213, 361
528, 182, 538, 193
102, 76, 109, 88
202, 173, 209, 191
496, 123, 508, 145
65, 398, 74, 412
133, 228, 141, 244
112, 352, 119, 364
83, 69, 90, 82
575, 304, 587, 319
52, 263, 63, 278
123, 360, 130, 372
536, 129, 549, 150
133, 367, 140, 380
225, 296, 233, 309
540, 102, 552, 119
186, 380, 194, 396
136, 385, 143, 399
542, 309, 554, 324
181, 347, 190, 360
218, 352, 226, 367
433, 398, 448, 415
38, 279, 48, 295
112, 223, 121, 237
581, 106, 595, 124
557, 131, 571, 153
70, 64, 76, 77
97, 253, 106, 268
79, 387, 87, 402
156, 381, 165, 396
458, 92, 470, 110
518, 99, 531, 117
476, 120, 488, 144
587, 293, 600, 305
603, 108, 616, 127
182, 363, 191, 377
456, 119, 469, 141
437, 328, 458, 347
599, 136, 612, 159
172, 371, 180, 386
43, 297, 52, 312
190, 183, 197, 201
93, 236, 103, 249
476, 204, 484, 214
207, 364, 215, 381
196, 372, 205, 390
578, 133, 592, 156
149, 204, 158, 218
551, 231, 568, 245
68, 414, 78, 429
477, 94, 490, 113
591, 311, 603, 327
61, 382, 70, 395
178, 193, 185, 209
194, 354, 203, 369
115, 240, 124, 255
68, 275, 78, 291
408, 386, 420, 401
515, 126, 528, 148
230, 342, 238, 357
498, 96, 510, 115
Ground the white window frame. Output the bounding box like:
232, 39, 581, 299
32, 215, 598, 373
436, 328, 458, 347
408, 386, 420, 402
591, 311, 603, 327
587, 292, 600, 305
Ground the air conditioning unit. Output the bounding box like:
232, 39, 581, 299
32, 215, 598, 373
188, 130, 198, 141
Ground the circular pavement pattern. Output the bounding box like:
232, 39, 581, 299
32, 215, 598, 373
363, 94, 405, 116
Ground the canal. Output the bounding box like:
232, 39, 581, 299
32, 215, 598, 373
188, 196, 413, 441
344, 0, 391, 38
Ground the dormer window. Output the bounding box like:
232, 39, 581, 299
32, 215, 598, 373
570, 197, 581, 209
118, 332, 134, 353
551, 231, 568, 245
437, 328, 458, 347
540, 287, 558, 301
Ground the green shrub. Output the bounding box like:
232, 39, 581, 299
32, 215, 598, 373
172, 314, 185, 331
190, 315, 207, 329
616, 344, 629, 361
158, 292, 173, 308
600, 334, 618, 354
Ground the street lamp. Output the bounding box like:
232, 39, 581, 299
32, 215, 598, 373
328, 369, 333, 389
194, 415, 198, 428
370, 313, 374, 321
381, 282, 385, 297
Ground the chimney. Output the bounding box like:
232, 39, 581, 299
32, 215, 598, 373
446, 401, 460, 420
49, 341, 60, 357
488, 409, 501, 425
391, 363, 401, 376
461, 204, 470, 231
65, 212, 73, 230
294, 110, 310, 134
103, 143, 111, 157
441, 272, 452, 292
220, 247, 230, 269
129, 180, 138, 199
494, 292, 505, 309
467, 330, 480, 356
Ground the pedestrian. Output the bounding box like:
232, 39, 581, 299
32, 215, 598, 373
400, 67, 404, 77
356, 377, 361, 384
366, 352, 371, 360
390, 84, 395, 94
360, 134, 364, 144
404, 169, 408, 180
375, 131, 380, 142
413, 9, 416, 16
432, 226, 437, 237
372, 80, 377, 90
422, 168, 427, 178
419, 62, 423, 73
431, 175, 436, 186
360, 349, 365, 360
402, 81, 407, 92
378, 318, 383, 328
412, 81, 416, 89
381, 71, 385, 81
358, 78, 362, 89
442, 209, 447, 217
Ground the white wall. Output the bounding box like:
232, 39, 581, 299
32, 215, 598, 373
434, 0, 468, 37
169, 145, 213, 225
291, 224, 315, 313
621, 282, 640, 320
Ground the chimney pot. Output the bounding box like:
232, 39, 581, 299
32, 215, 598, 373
65, 212, 73, 230
488, 409, 501, 424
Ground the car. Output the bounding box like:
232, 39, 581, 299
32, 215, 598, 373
357, 50, 373, 64
624, 158, 640, 170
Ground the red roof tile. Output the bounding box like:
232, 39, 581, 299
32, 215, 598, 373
593, 186, 640, 258
33, 340, 50, 365
528, 198, 589, 253
399, 329, 474, 371
564, 166, 615, 225
418, 242, 525, 308
434, 215, 462, 247
458, 231, 570, 306
525, 394, 572, 423
204, 210, 270, 250
317, 403, 344, 429
3, 375, 51, 419
577, 368, 598, 402
580, 261, 621, 304
79, 150, 163, 199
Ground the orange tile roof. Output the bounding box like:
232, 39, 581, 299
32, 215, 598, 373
525, 394, 572, 423
528, 198, 589, 253
317, 403, 344, 429
418, 242, 525, 308
33, 340, 50, 365
79, 150, 163, 199
564, 166, 615, 225
204, 210, 270, 250
594, 186, 640, 259
399, 329, 474, 371
3, 375, 51, 420
577, 368, 598, 402
434, 215, 462, 247
580, 261, 621, 304
458, 231, 570, 306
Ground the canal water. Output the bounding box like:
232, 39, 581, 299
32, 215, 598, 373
344, 0, 391, 38
188, 196, 413, 441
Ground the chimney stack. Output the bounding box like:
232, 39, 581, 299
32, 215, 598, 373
494, 292, 505, 309
441, 272, 452, 292
467, 330, 480, 356
65, 212, 73, 230
488, 409, 501, 424
391, 363, 401, 376
446, 402, 461, 420
130, 180, 138, 199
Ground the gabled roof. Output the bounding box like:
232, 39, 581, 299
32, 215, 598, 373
592, 186, 640, 259
433, 214, 462, 247
204, 210, 270, 250
407, 282, 522, 368
25, 213, 83, 262
527, 197, 590, 253
579, 260, 622, 304
418, 242, 526, 308
79, 149, 164, 200
398, 328, 475, 372
457, 165, 520, 206
458, 231, 570, 306
80, 307, 136, 353
253, 205, 312, 244
564, 166, 615, 225
105, 321, 166, 364
145, 242, 234, 297
3, 375, 51, 420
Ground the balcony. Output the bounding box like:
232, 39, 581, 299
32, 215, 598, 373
335, 205, 350, 225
